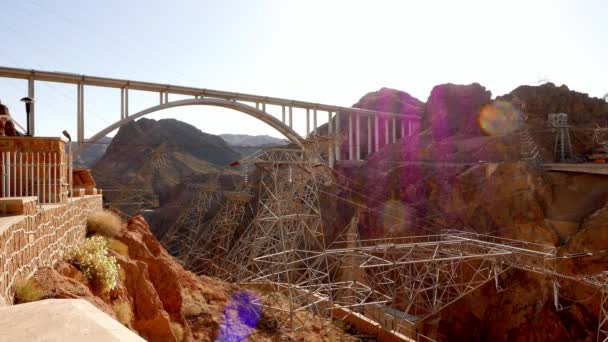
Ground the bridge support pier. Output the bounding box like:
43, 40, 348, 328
76, 83, 84, 144
28, 77, 35, 136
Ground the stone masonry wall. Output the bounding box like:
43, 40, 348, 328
0, 195, 102, 305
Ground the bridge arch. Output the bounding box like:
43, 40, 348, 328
80, 98, 304, 155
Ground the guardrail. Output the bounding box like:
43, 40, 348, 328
0, 150, 72, 205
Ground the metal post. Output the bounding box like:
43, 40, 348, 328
392, 117, 396, 143
19, 153, 22, 197
28, 77, 35, 136
335, 110, 341, 161
262, 103, 266, 112
355, 114, 361, 160
400, 118, 405, 138
24, 152, 30, 196
7, 152, 11, 197
36, 153, 39, 204
408, 120, 413, 136
47, 152, 51, 203
1, 152, 4, 197
2, 152, 5, 197
164, 91, 168, 104
282, 106, 286, 123
553, 281, 561, 310
385, 116, 389, 145
328, 111, 334, 167
159, 92, 163, 105
348, 114, 353, 160
367, 116, 372, 156
69, 147, 73, 200
374, 115, 379, 152
41, 153, 45, 204
13, 152, 16, 198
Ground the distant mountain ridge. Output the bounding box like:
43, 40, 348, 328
71, 136, 112, 168
220, 134, 287, 156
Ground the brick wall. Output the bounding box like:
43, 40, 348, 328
0, 195, 102, 305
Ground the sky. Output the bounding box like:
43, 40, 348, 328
0, 0, 607, 140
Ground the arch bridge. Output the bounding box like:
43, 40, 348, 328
0, 66, 421, 165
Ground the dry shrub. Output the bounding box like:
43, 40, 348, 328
14, 278, 46, 304
107, 238, 129, 257
170, 321, 185, 342
181, 287, 205, 317
67, 236, 119, 293
87, 210, 123, 237
112, 301, 133, 326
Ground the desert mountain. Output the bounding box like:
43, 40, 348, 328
220, 133, 287, 156
71, 136, 112, 168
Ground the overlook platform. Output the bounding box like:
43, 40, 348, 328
0, 299, 144, 341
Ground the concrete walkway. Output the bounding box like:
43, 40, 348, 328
0, 299, 144, 342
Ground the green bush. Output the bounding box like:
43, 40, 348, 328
14, 278, 46, 303
67, 236, 119, 293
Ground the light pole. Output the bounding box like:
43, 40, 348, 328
20, 97, 34, 136
62, 130, 72, 201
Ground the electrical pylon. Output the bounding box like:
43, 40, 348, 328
161, 179, 222, 260
185, 189, 253, 279
222, 146, 334, 330
105, 145, 166, 217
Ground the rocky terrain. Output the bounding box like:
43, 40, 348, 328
90, 82, 608, 341
28, 216, 355, 342
323, 83, 608, 341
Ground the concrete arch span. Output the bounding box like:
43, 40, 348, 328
78, 98, 304, 155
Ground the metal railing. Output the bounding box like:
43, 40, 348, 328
0, 150, 72, 205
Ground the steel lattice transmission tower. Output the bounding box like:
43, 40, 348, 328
548, 113, 573, 162
221, 146, 335, 330
161, 179, 222, 262
106, 146, 166, 217
185, 189, 252, 279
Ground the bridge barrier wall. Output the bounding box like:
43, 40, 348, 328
0, 195, 102, 305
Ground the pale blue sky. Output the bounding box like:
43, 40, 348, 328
0, 0, 607, 139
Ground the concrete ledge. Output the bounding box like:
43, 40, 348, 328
0, 299, 144, 342
71, 188, 86, 198
0, 197, 37, 216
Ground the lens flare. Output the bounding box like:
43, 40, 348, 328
477, 101, 522, 136
216, 291, 261, 342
